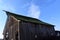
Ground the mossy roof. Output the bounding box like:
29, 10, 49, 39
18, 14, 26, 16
4, 10, 54, 26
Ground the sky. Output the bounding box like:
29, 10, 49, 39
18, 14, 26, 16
0, 0, 60, 39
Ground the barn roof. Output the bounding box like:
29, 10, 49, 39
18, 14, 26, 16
4, 10, 54, 26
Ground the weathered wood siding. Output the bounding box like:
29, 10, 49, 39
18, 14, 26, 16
3, 16, 55, 40
19, 21, 55, 40
20, 21, 36, 40
40, 25, 55, 37
3, 15, 19, 40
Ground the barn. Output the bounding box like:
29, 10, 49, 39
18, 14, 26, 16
3, 11, 55, 40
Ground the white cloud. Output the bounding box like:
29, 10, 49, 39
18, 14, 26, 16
27, 3, 40, 19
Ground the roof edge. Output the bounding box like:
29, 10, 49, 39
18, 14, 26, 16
3, 10, 55, 26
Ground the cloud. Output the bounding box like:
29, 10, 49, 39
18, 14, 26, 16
27, 3, 40, 19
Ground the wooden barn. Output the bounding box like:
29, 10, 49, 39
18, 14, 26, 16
3, 11, 55, 40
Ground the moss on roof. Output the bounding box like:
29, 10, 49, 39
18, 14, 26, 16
4, 10, 54, 26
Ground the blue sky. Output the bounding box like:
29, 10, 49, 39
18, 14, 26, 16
0, 0, 60, 39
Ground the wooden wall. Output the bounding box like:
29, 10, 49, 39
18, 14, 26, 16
3, 16, 55, 40
19, 21, 55, 40
3, 15, 19, 40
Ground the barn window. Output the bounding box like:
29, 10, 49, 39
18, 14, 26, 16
5, 32, 9, 40
6, 32, 8, 38
15, 32, 18, 40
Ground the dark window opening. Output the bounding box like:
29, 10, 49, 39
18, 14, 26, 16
15, 32, 18, 40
